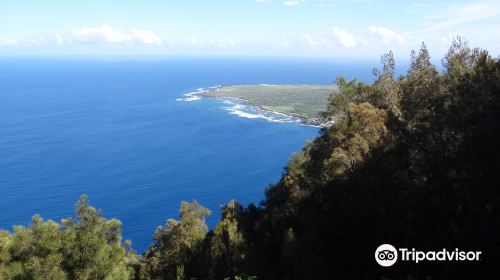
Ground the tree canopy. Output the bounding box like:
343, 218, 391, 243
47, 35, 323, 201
0, 195, 137, 280
1, 38, 499, 279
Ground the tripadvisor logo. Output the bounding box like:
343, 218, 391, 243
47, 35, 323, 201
375, 244, 398, 267
375, 244, 482, 267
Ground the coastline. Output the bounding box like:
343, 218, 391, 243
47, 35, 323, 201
212, 95, 324, 127
193, 85, 328, 127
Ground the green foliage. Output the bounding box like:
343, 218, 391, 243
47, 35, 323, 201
373, 50, 401, 116
2, 39, 499, 279
210, 200, 248, 279
6, 216, 67, 280
0, 231, 11, 280
0, 195, 136, 280
139, 39, 499, 279
140, 200, 210, 280
61, 195, 135, 279
325, 77, 364, 118
227, 38, 500, 279
323, 102, 388, 179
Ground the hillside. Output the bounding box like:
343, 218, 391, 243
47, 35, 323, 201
1, 40, 499, 280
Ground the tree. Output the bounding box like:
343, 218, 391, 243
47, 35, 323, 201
210, 200, 248, 279
140, 200, 210, 280
2, 39, 499, 280
0, 231, 11, 279
373, 51, 401, 117
0, 195, 136, 280
5, 216, 67, 280
62, 195, 135, 280
324, 102, 388, 178
401, 42, 441, 126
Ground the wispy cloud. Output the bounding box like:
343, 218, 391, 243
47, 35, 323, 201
423, 0, 500, 32
332, 27, 357, 47
0, 24, 251, 51
301, 27, 357, 48
66, 25, 162, 45
184, 38, 238, 48
3, 25, 163, 47
368, 26, 406, 45
0, 38, 17, 46
282, 0, 303, 6
301, 32, 330, 47
255, 0, 332, 7
409, 2, 453, 9
302, 25, 407, 49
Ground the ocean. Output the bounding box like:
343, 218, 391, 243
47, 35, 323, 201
0, 57, 376, 252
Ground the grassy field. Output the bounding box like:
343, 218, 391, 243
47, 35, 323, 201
201, 84, 336, 122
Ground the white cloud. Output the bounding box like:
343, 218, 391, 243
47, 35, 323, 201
0, 38, 17, 46
3, 27, 245, 50
301, 27, 357, 48
424, 0, 500, 32
67, 25, 162, 45
254, 0, 338, 7
331, 26, 357, 47
368, 25, 407, 45
301, 33, 330, 47
409, 3, 452, 9
400, 1, 500, 55
185, 37, 200, 46
301, 25, 410, 50
254, 0, 308, 6
282, 0, 302, 6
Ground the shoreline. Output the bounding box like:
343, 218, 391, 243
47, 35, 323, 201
196, 85, 327, 127
209, 95, 324, 127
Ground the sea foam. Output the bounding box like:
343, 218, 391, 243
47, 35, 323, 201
221, 98, 301, 124
178, 87, 309, 125
176, 87, 207, 102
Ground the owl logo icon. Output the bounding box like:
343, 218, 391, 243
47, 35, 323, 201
375, 244, 398, 267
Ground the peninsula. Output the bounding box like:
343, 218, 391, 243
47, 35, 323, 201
199, 84, 336, 125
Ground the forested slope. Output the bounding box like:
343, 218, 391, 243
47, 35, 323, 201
1, 39, 499, 279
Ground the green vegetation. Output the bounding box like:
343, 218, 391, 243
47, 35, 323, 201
201, 84, 336, 123
0, 195, 137, 280
1, 38, 499, 279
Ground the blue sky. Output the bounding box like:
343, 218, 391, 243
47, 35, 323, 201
0, 0, 499, 59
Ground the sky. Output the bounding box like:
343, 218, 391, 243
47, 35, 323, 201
0, 0, 499, 59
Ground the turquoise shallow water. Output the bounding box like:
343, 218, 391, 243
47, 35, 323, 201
0, 57, 374, 251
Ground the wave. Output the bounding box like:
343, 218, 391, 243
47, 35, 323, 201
176, 87, 208, 102
176, 96, 201, 102
177, 86, 319, 127
258, 83, 278, 87
222, 99, 302, 124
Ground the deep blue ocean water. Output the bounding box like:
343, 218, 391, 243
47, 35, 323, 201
0, 57, 376, 252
